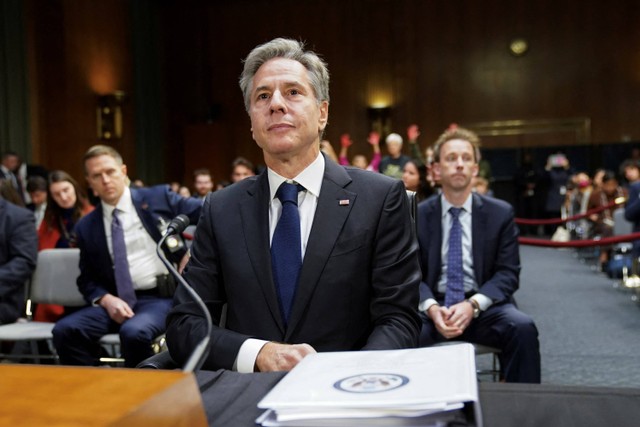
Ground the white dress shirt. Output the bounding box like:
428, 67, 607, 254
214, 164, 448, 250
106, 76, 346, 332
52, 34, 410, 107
234, 153, 325, 373
101, 186, 168, 291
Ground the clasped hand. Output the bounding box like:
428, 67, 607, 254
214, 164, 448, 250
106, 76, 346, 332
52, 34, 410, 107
427, 302, 474, 339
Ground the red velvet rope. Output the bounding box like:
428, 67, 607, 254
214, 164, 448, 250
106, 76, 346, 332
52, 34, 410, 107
519, 232, 640, 248
514, 199, 625, 226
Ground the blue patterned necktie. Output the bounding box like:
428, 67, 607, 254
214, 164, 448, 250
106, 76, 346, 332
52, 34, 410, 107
445, 207, 465, 307
111, 209, 137, 308
271, 182, 303, 325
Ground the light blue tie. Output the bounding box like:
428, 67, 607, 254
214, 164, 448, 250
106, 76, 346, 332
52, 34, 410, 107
445, 207, 465, 307
112, 209, 137, 308
271, 182, 303, 325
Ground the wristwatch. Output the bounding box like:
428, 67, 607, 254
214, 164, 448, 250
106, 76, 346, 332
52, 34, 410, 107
466, 299, 481, 318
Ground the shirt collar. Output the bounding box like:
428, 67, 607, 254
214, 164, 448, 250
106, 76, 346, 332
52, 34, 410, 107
441, 193, 473, 219
267, 152, 325, 200
102, 185, 133, 219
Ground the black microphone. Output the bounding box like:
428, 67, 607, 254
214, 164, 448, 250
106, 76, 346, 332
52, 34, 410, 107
157, 215, 212, 373
167, 214, 190, 235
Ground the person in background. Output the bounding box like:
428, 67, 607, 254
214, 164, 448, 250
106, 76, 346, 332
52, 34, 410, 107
416, 125, 540, 383
0, 151, 48, 204
0, 179, 25, 207
619, 159, 640, 189
624, 172, 640, 257
178, 186, 191, 198
38, 171, 93, 249
35, 170, 94, 322
231, 157, 256, 183
402, 158, 432, 202
379, 133, 410, 179
406, 124, 439, 191
541, 152, 572, 235
319, 140, 339, 163
592, 168, 606, 193
215, 180, 231, 191
27, 176, 48, 229
587, 170, 626, 270
52, 145, 202, 367
566, 172, 593, 239
193, 168, 214, 201
338, 132, 381, 172
0, 152, 24, 202
472, 176, 494, 197
406, 124, 425, 162
166, 37, 420, 372
131, 178, 145, 188
0, 191, 37, 325
478, 154, 493, 182
169, 181, 180, 193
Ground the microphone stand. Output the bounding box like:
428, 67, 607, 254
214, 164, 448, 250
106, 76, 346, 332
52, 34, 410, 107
157, 231, 212, 373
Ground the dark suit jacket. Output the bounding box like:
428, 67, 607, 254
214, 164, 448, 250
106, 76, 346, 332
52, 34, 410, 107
417, 193, 520, 304
0, 199, 38, 322
167, 156, 421, 370
74, 185, 201, 304
624, 181, 640, 254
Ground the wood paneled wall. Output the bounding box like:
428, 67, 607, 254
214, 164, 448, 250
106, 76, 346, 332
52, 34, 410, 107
27, 0, 640, 185
27, 0, 134, 183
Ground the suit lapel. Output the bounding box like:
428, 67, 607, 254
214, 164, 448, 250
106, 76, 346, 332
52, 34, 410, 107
240, 173, 286, 333
428, 196, 443, 289
471, 194, 486, 285
131, 189, 161, 242
285, 160, 354, 339
89, 204, 111, 267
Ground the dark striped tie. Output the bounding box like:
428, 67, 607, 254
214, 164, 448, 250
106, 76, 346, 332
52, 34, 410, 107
112, 209, 137, 308
445, 207, 465, 307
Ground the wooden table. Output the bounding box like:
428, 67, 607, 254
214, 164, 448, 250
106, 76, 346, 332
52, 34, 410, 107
0, 365, 207, 427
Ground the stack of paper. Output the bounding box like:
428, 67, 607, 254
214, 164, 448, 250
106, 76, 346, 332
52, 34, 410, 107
256, 344, 481, 426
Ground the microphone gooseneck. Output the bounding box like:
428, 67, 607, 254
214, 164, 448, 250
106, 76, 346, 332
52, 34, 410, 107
157, 216, 212, 372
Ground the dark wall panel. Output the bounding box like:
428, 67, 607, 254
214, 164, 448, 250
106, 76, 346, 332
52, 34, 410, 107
26, 0, 640, 184
159, 0, 640, 182
28, 0, 133, 183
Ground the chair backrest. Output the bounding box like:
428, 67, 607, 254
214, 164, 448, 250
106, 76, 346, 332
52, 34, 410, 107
30, 248, 85, 306
406, 190, 417, 232
613, 208, 633, 236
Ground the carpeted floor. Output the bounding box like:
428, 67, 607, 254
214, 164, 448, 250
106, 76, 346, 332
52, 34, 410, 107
504, 245, 640, 388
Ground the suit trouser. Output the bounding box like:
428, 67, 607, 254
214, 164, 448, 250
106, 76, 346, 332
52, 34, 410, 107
52, 296, 172, 368
419, 302, 541, 383
0, 301, 19, 324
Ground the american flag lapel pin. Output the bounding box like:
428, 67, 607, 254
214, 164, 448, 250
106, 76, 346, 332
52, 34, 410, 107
339, 199, 350, 206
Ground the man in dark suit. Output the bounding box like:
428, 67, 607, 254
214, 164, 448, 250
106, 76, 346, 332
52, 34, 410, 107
52, 145, 201, 367
624, 179, 640, 256
0, 152, 22, 199
166, 38, 421, 372
0, 197, 38, 324
0, 151, 48, 204
417, 125, 541, 383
